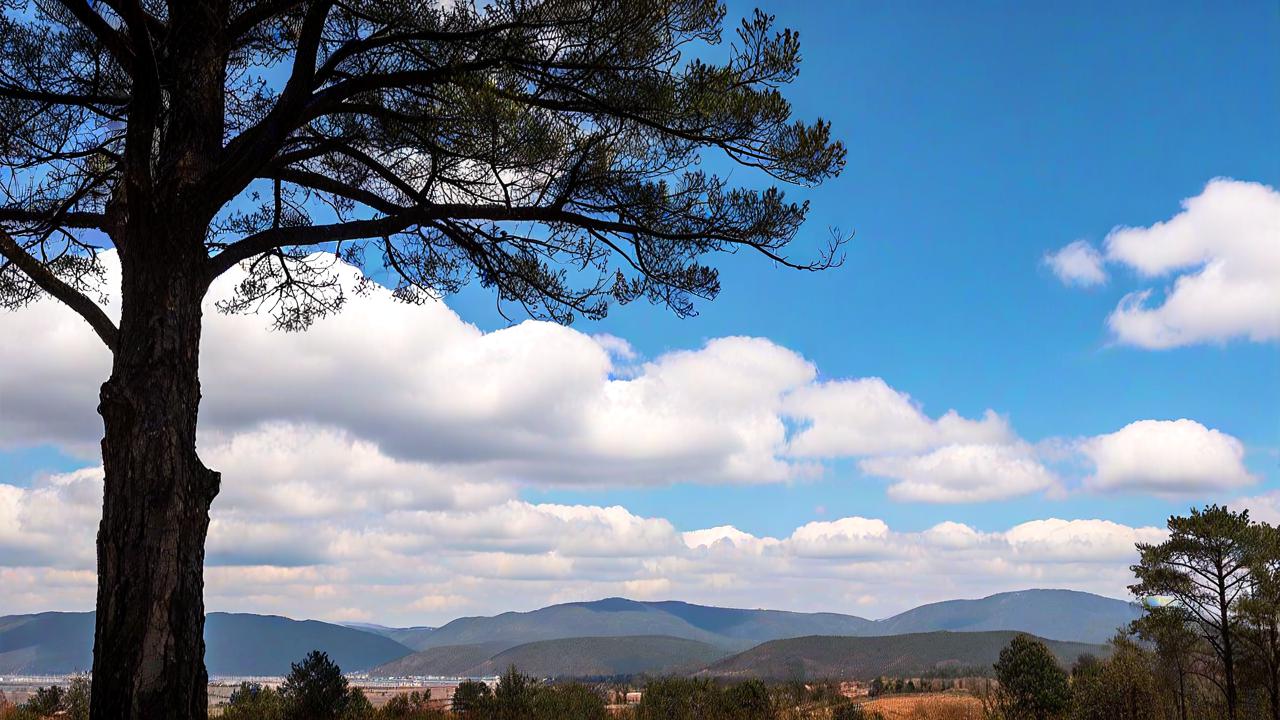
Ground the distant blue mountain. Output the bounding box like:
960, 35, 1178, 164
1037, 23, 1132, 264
0, 612, 412, 675
1, 589, 1141, 676
406, 588, 1138, 654
340, 622, 437, 650
869, 589, 1143, 643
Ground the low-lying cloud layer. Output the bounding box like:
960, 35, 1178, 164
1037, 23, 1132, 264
0, 247, 1261, 622
1, 253, 1253, 501
0, 446, 1170, 623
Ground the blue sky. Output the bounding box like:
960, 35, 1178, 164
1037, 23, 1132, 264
512, 0, 1280, 535
1, 0, 1277, 622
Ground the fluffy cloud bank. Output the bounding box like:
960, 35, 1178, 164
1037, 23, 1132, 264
1, 251, 1258, 508
1, 251, 1058, 499
1047, 178, 1280, 348
0, 246, 1259, 620
860, 443, 1058, 503
0, 450, 1168, 623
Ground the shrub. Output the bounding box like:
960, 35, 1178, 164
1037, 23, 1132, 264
223, 682, 283, 720
530, 683, 608, 720
21, 687, 63, 717
724, 679, 773, 720
635, 677, 728, 720
451, 679, 493, 718
380, 690, 436, 719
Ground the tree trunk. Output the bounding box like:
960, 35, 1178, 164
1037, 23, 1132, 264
1219, 560, 1238, 720
89, 242, 219, 720
1178, 666, 1187, 720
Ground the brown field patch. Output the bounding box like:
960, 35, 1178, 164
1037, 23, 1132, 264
860, 692, 984, 720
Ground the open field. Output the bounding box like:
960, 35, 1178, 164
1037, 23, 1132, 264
859, 692, 985, 720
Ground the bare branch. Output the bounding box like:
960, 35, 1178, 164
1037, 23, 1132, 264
0, 228, 116, 351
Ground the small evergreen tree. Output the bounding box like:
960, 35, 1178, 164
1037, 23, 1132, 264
451, 680, 493, 719
724, 679, 773, 720
635, 677, 726, 720
280, 651, 351, 720
994, 635, 1072, 720
530, 683, 608, 720
1070, 634, 1162, 720
1131, 505, 1253, 720
223, 682, 283, 720
62, 676, 90, 720
491, 666, 536, 720
341, 688, 374, 720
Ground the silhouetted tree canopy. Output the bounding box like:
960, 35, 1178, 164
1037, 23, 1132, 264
0, 0, 846, 336
0, 3, 844, 718
1132, 505, 1253, 719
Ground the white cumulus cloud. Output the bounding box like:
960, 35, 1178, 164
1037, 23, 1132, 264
1048, 178, 1280, 348
859, 443, 1058, 503
784, 378, 1012, 457
1081, 419, 1254, 495
1045, 240, 1108, 287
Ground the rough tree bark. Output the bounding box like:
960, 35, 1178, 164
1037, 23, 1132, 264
85, 0, 230, 713
92, 232, 220, 719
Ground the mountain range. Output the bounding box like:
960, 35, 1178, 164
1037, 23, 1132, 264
0, 589, 1141, 677
374, 636, 730, 679
0, 612, 412, 676
391, 589, 1139, 654
699, 631, 1107, 680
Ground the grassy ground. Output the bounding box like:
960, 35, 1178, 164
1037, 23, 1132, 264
859, 692, 985, 720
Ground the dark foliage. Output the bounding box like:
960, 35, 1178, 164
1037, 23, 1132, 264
0, 5, 844, 716
451, 679, 494, 719
993, 635, 1071, 720
280, 650, 354, 720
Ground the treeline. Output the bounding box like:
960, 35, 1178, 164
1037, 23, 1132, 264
212, 656, 874, 720
0, 654, 872, 720
0, 676, 90, 720
985, 504, 1280, 720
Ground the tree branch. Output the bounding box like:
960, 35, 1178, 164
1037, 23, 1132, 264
54, 0, 135, 69
0, 229, 116, 351
208, 0, 334, 205
209, 199, 822, 279
0, 208, 106, 229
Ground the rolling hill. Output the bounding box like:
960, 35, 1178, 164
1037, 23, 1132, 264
474, 636, 729, 678
415, 597, 874, 652
373, 636, 729, 678
403, 590, 1136, 652
870, 589, 1142, 644
203, 613, 413, 675
341, 623, 438, 651
0, 612, 413, 675
370, 641, 512, 677
1, 589, 1140, 676
700, 631, 1107, 680
0, 611, 95, 675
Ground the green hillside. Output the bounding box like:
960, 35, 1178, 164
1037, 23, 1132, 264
871, 590, 1142, 644
473, 636, 730, 678
372, 635, 728, 678
409, 591, 1134, 651
371, 641, 510, 677
418, 598, 873, 651
701, 631, 1107, 680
